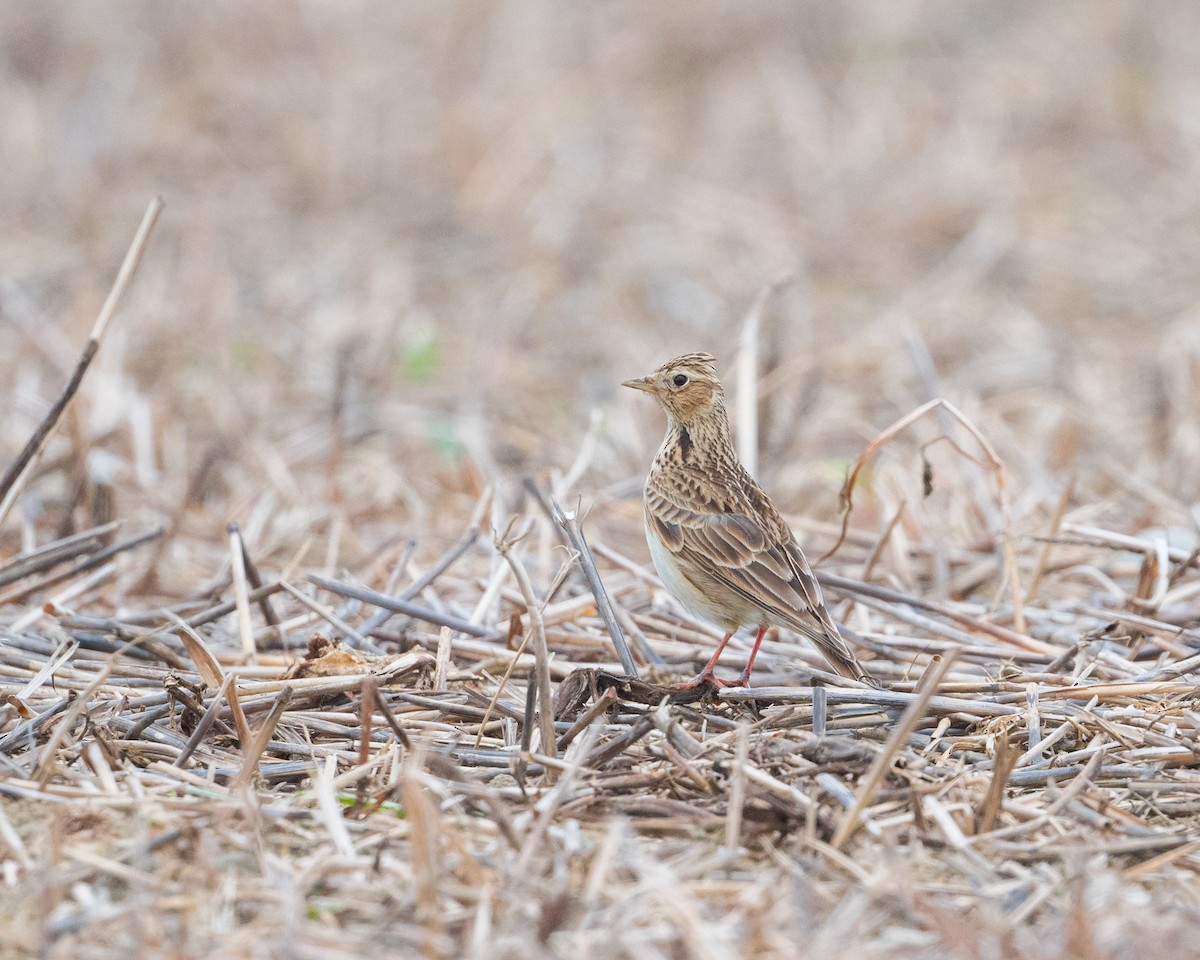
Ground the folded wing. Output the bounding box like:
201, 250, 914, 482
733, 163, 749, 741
646, 486, 869, 680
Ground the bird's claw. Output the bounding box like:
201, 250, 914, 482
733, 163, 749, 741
678, 672, 750, 691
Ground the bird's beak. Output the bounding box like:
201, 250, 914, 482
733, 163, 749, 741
622, 376, 655, 393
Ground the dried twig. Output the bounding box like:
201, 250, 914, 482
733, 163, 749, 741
831, 650, 958, 849
549, 495, 638, 678
817, 398, 1026, 634
0, 197, 164, 528
498, 537, 557, 762
308, 573, 491, 637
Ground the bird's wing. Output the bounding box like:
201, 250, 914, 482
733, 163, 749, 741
646, 484, 869, 680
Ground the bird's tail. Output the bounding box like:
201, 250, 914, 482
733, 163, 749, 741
800, 614, 878, 685
819, 637, 878, 686
783, 544, 877, 685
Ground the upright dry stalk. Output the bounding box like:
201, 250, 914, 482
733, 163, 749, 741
231, 687, 292, 790
228, 523, 257, 662
356, 675, 377, 806
976, 730, 1018, 834
499, 540, 557, 762
549, 495, 637, 678
733, 277, 791, 477
402, 753, 445, 960
735, 296, 762, 477
314, 753, 355, 858
0, 196, 165, 529
175, 671, 239, 767
725, 723, 750, 853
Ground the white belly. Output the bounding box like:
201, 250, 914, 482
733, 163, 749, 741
646, 521, 746, 632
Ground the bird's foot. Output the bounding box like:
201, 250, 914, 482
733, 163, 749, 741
678, 671, 747, 690
677, 671, 715, 690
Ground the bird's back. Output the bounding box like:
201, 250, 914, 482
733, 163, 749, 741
645, 418, 873, 682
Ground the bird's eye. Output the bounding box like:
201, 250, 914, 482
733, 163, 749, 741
672, 373, 688, 387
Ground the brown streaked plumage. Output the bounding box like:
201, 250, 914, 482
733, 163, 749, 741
624, 352, 874, 687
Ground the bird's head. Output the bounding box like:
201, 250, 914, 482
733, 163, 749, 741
623, 352, 724, 424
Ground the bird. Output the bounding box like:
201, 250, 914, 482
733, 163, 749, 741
623, 352, 874, 688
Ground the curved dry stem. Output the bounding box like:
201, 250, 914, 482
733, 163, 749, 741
817, 398, 1025, 634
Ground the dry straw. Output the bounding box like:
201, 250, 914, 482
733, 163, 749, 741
4, 302, 1200, 953
6, 5, 1200, 950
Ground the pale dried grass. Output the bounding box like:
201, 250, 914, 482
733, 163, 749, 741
4, 2, 1200, 958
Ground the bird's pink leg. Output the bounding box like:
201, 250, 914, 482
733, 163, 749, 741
679, 631, 736, 689
727, 625, 770, 687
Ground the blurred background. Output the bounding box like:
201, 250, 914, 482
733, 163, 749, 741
3, 0, 1200, 597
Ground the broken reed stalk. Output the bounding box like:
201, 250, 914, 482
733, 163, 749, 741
233, 524, 280, 626
817, 572, 1054, 654
0, 196, 165, 529
227, 523, 257, 661
515, 723, 602, 874
858, 501, 906, 583
169, 614, 225, 687
434, 626, 452, 690
175, 671, 239, 766
359, 525, 481, 635
473, 619, 534, 750
231, 686, 293, 790
359, 487, 490, 636
181, 581, 285, 630
4, 526, 164, 602
315, 754, 355, 858
549, 495, 638, 678
719, 682, 1020, 719
500, 543, 558, 763
400, 754, 445, 958
0, 520, 121, 589
372, 691, 413, 749
307, 573, 491, 637
515, 664, 537, 784
356, 675, 376, 806
279, 579, 373, 648
735, 285, 766, 477
733, 275, 791, 477
976, 729, 1019, 834
725, 723, 750, 853
811, 682, 827, 738
557, 687, 617, 751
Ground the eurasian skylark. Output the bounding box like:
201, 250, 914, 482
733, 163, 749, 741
624, 352, 874, 687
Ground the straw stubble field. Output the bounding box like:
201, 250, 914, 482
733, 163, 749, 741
4, 2, 1200, 958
